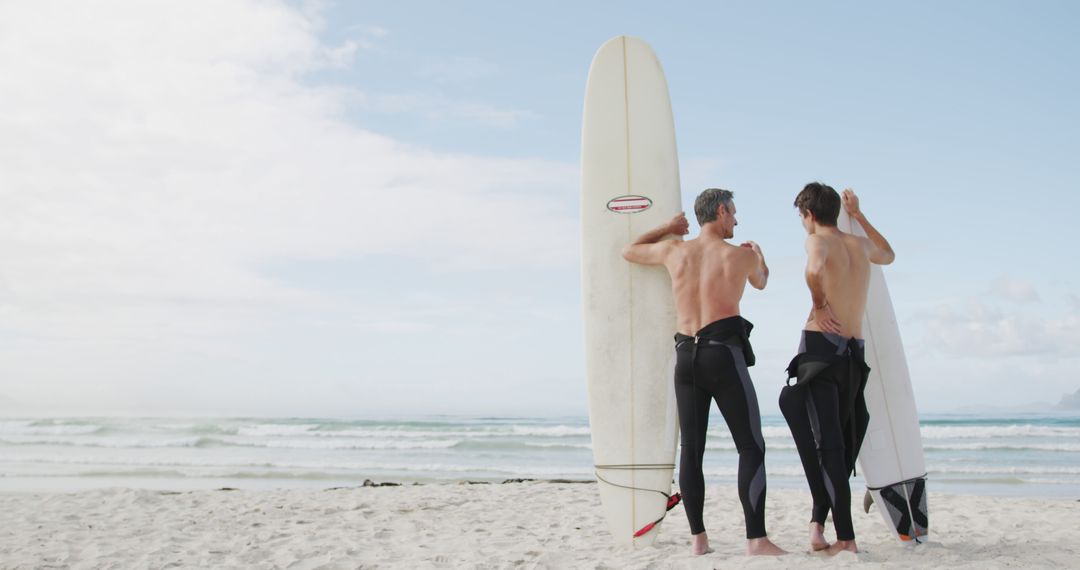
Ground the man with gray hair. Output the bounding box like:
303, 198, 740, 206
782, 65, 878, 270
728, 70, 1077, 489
623, 188, 785, 556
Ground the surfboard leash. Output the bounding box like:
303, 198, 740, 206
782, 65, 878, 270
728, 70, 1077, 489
594, 464, 682, 538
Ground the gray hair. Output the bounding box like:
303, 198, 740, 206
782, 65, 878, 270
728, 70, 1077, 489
694, 188, 734, 225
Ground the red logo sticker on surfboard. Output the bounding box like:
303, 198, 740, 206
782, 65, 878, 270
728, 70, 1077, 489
606, 195, 652, 214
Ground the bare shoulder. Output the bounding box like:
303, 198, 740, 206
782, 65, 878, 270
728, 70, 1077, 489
838, 234, 877, 266
714, 241, 754, 268
623, 235, 682, 266
849, 234, 874, 254
663, 237, 688, 253
805, 233, 828, 251
735, 243, 757, 262
658, 237, 689, 259
711, 240, 742, 256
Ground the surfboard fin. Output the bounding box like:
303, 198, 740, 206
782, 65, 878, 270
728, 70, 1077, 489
862, 489, 874, 513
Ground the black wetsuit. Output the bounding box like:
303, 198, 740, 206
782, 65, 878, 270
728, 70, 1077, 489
778, 330, 870, 541
674, 316, 767, 539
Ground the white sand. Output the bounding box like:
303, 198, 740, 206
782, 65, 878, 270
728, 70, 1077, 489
1, 482, 1077, 569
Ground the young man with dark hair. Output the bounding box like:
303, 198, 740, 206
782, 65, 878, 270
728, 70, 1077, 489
622, 188, 785, 557
780, 182, 895, 555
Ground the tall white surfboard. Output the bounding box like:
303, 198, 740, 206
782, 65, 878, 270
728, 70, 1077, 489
839, 209, 929, 544
580, 36, 681, 548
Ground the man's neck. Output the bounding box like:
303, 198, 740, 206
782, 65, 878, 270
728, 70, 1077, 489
700, 224, 729, 242
813, 224, 842, 236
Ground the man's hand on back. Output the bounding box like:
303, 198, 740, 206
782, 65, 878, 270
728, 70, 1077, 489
812, 303, 843, 335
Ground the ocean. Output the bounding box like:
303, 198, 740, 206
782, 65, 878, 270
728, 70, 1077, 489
2, 414, 1078, 497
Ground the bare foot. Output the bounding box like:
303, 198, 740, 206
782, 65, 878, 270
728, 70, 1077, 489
746, 536, 787, 556
691, 532, 713, 556
826, 539, 858, 555
809, 522, 830, 552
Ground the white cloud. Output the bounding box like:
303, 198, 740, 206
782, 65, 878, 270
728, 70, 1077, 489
353, 91, 540, 128
906, 355, 1072, 412
918, 299, 1079, 358
990, 275, 1041, 303
0, 1, 574, 288
324, 40, 361, 67
347, 27, 389, 54
346, 24, 389, 39
0, 0, 578, 411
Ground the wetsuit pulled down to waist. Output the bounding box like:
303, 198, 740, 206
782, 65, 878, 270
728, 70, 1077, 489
673, 316, 768, 539
778, 330, 871, 541
674, 314, 756, 366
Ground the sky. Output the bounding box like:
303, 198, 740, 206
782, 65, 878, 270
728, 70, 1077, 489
0, 0, 1078, 417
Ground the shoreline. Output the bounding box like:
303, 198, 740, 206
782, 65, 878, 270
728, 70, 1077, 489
3, 475, 1076, 500
8, 475, 1078, 501
3, 482, 1078, 569
5, 414, 1078, 500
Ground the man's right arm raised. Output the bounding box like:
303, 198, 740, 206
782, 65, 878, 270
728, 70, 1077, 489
842, 189, 895, 265
621, 212, 689, 266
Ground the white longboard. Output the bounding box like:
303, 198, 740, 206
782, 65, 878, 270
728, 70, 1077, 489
580, 36, 681, 548
840, 210, 929, 544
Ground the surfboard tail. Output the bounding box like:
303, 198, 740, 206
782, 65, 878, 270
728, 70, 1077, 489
870, 476, 929, 544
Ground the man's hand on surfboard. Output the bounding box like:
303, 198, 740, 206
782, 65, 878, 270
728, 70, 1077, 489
623, 213, 688, 264
667, 212, 690, 237
842, 188, 861, 219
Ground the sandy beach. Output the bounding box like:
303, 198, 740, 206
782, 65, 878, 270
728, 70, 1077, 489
2, 481, 1077, 569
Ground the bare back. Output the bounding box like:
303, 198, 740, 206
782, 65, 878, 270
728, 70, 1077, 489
664, 238, 755, 335
805, 232, 872, 338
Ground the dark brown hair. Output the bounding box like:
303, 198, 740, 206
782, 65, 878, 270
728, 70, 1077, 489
793, 182, 840, 226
